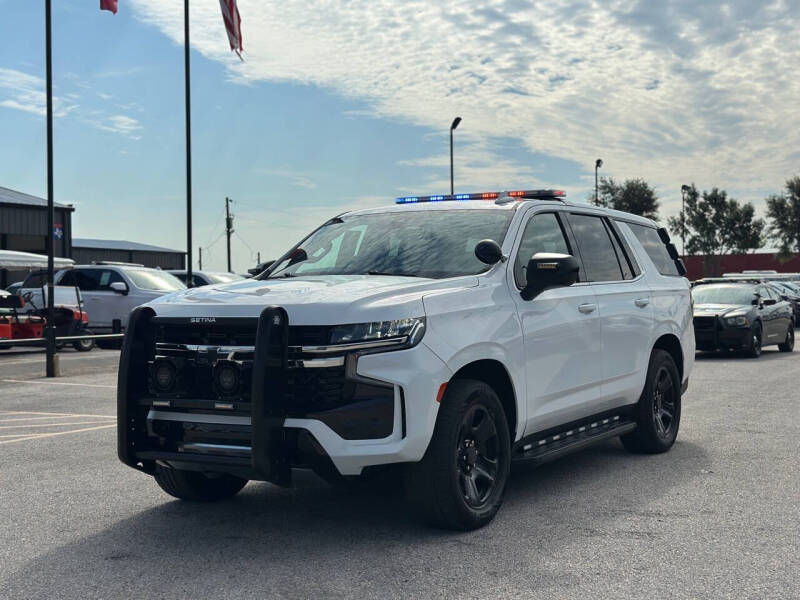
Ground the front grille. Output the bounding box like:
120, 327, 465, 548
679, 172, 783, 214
693, 316, 718, 330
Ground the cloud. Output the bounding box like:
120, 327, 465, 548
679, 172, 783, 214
0, 67, 78, 117
93, 114, 143, 139
251, 167, 317, 190
129, 0, 800, 213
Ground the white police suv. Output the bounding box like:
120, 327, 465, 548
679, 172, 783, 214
117, 189, 694, 530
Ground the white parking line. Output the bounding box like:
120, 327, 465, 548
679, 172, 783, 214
0, 379, 116, 389
0, 414, 115, 422
0, 410, 115, 418
0, 353, 119, 366
0, 420, 116, 430
0, 423, 116, 445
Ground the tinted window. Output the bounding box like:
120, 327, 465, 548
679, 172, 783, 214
628, 224, 680, 276
692, 285, 756, 305
269, 210, 514, 279
609, 221, 641, 278
22, 271, 47, 287
567, 214, 623, 282
62, 269, 123, 291
514, 212, 571, 287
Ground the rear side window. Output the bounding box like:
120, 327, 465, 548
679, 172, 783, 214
566, 214, 623, 282
628, 223, 681, 276
608, 221, 641, 279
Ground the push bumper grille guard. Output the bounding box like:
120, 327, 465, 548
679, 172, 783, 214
118, 306, 293, 484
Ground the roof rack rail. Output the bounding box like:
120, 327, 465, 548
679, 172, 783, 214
90, 260, 145, 267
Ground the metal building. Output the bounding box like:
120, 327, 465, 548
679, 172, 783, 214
0, 185, 74, 287
72, 239, 186, 270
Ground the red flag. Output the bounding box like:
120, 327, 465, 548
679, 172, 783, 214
219, 0, 243, 58
100, 0, 118, 14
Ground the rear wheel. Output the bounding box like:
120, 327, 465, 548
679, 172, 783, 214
153, 465, 247, 501
778, 323, 795, 352
621, 349, 681, 454
73, 331, 95, 352
405, 379, 510, 530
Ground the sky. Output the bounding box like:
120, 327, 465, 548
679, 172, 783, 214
1, 0, 798, 272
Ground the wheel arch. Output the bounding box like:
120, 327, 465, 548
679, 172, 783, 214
652, 333, 684, 382
449, 359, 518, 441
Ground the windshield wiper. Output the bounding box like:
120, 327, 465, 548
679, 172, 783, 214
367, 271, 422, 277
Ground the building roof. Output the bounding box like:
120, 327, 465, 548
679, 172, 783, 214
0, 185, 74, 210
73, 238, 185, 254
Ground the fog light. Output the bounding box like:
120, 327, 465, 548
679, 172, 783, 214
152, 359, 177, 393
213, 361, 241, 397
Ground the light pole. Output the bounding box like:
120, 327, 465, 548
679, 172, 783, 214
680, 184, 691, 257
450, 117, 461, 195
594, 158, 603, 206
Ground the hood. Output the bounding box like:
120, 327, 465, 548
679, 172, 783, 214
147, 274, 478, 325
693, 303, 750, 317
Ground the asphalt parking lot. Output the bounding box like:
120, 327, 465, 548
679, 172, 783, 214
1, 347, 798, 599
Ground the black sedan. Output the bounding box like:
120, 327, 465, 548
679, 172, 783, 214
692, 282, 795, 357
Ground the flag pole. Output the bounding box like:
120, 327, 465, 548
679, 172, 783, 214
45, 0, 57, 377
184, 0, 193, 287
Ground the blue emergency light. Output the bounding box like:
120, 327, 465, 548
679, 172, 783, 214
395, 189, 566, 204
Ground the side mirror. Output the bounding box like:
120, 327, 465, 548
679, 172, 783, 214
474, 239, 504, 265
521, 253, 580, 301
110, 281, 129, 295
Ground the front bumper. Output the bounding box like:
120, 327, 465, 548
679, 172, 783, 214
117, 306, 448, 482
693, 315, 752, 351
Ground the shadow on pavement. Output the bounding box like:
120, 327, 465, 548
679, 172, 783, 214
3, 438, 710, 598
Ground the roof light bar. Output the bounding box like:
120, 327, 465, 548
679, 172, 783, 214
395, 189, 566, 204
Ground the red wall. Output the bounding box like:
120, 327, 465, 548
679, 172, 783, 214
683, 253, 800, 281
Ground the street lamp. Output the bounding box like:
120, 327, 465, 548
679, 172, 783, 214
680, 184, 691, 257
450, 117, 462, 195
594, 158, 603, 206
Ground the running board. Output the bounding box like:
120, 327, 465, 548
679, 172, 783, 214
514, 415, 637, 466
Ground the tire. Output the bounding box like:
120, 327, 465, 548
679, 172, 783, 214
621, 349, 681, 454
778, 323, 795, 352
745, 323, 762, 358
73, 333, 95, 352
405, 379, 511, 530
153, 465, 247, 501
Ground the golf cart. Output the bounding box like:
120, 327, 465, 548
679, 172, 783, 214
0, 250, 94, 352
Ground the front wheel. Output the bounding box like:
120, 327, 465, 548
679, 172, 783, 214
745, 323, 762, 358
405, 379, 511, 530
778, 324, 795, 352
153, 465, 247, 501
621, 349, 681, 454
73, 331, 95, 352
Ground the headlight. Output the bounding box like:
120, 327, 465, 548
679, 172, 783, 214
724, 315, 749, 327
330, 317, 426, 348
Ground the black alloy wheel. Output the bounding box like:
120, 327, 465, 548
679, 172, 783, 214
779, 324, 795, 353
621, 349, 681, 454
456, 404, 500, 509
405, 379, 511, 530
651, 366, 677, 442
747, 324, 762, 358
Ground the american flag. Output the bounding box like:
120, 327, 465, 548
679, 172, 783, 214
219, 0, 243, 58
100, 0, 118, 14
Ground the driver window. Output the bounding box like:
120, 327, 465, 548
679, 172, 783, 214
514, 212, 571, 287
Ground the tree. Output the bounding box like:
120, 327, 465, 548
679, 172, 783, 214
765, 176, 800, 259
596, 177, 660, 220
667, 185, 765, 276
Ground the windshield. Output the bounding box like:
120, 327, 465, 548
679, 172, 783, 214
206, 272, 245, 284
692, 285, 755, 305
268, 210, 514, 279
126, 270, 187, 292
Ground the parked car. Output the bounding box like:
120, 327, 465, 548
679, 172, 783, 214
766, 281, 800, 323
118, 189, 694, 530
692, 280, 794, 357
167, 270, 245, 287
22, 264, 186, 338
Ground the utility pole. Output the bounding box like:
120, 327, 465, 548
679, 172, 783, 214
594, 158, 603, 206
184, 0, 193, 288
449, 117, 461, 196
257, 251, 261, 265
225, 196, 234, 273
44, 0, 57, 377
198, 246, 202, 270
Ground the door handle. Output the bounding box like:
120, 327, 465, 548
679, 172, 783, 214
578, 303, 597, 314
634, 298, 650, 308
